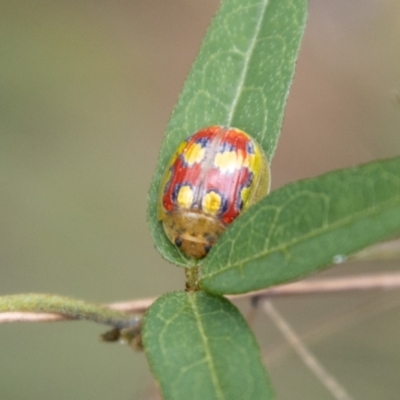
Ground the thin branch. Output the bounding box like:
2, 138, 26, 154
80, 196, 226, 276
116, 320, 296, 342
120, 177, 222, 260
0, 312, 68, 323
108, 298, 154, 314
262, 300, 354, 400
0, 294, 141, 328
239, 271, 400, 298
1, 272, 400, 324
265, 292, 400, 366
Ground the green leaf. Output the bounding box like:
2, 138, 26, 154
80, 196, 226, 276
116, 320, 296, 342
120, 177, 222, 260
147, 0, 308, 266
142, 291, 273, 400
200, 156, 400, 294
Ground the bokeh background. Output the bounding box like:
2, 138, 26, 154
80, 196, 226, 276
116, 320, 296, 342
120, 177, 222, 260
1, 1, 400, 399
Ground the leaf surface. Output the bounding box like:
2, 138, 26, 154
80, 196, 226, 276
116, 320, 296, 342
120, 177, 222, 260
148, 0, 308, 266
143, 291, 273, 400
200, 156, 400, 294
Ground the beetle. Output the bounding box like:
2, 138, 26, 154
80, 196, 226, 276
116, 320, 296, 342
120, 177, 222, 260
158, 126, 270, 258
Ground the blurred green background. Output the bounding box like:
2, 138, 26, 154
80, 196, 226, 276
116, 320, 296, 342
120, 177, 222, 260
1, 1, 400, 399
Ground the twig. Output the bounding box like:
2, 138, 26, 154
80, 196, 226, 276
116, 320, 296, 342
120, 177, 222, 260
262, 300, 354, 400
0, 294, 141, 328
1, 272, 400, 324
265, 292, 400, 366
237, 271, 400, 299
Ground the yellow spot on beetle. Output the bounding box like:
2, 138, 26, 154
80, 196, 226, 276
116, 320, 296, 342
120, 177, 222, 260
214, 151, 239, 173
184, 143, 206, 165
214, 150, 255, 173
202, 191, 222, 215
177, 185, 193, 209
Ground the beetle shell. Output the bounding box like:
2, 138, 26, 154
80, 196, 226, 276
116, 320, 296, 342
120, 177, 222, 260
158, 126, 270, 258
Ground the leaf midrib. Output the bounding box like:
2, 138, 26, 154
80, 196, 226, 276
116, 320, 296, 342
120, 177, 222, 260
188, 294, 225, 400
226, 0, 270, 126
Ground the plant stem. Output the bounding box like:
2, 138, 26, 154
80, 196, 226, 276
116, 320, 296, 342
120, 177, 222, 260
2, 271, 400, 324
185, 266, 200, 291
0, 294, 140, 329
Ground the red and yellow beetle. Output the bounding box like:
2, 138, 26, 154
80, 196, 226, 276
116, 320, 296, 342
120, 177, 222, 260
158, 126, 270, 258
